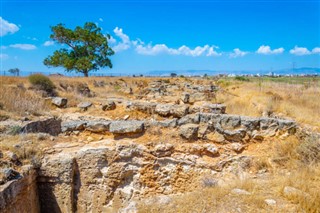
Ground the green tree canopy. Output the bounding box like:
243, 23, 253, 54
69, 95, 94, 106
44, 22, 114, 77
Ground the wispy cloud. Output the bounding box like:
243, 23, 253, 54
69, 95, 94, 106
9, 44, 37, 50
0, 17, 19, 36
0, 53, 9, 60
112, 27, 131, 52
111, 27, 221, 56
256, 45, 284, 55
311, 47, 320, 54
289, 46, 311, 56
99, 18, 103, 22
43, 41, 54, 46
230, 48, 248, 58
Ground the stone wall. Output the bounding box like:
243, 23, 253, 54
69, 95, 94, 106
0, 166, 40, 213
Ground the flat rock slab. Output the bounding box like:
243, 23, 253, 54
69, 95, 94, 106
109, 120, 145, 134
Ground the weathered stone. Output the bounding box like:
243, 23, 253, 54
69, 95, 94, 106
170, 105, 189, 118
178, 114, 200, 126
77, 102, 92, 111
231, 188, 251, 195
195, 103, 226, 114
102, 101, 116, 111
0, 168, 39, 213
85, 121, 110, 133
230, 143, 245, 152
109, 120, 144, 134
241, 116, 260, 131
61, 121, 86, 132
223, 129, 246, 142
147, 119, 177, 128
204, 144, 219, 155
51, 97, 68, 108
181, 93, 190, 103
21, 118, 61, 136
265, 199, 277, 206
155, 104, 172, 117
179, 124, 199, 140
220, 115, 241, 129
152, 143, 174, 157
128, 101, 157, 114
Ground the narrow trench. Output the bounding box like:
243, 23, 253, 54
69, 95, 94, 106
72, 160, 81, 213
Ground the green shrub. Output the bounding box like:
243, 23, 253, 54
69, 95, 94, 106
8, 125, 22, 135
28, 74, 55, 94
235, 76, 250, 82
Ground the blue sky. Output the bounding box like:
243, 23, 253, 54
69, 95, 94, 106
1, 0, 320, 75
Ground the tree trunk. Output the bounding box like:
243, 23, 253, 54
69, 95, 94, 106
83, 71, 89, 77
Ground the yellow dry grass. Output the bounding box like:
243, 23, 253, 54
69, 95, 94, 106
215, 79, 320, 131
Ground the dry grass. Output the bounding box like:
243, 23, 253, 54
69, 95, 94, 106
215, 79, 320, 130
0, 86, 50, 116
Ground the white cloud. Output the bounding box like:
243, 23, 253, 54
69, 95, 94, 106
256, 45, 284, 55
43, 40, 54, 46
112, 27, 131, 52
99, 18, 103, 22
9, 44, 37, 50
135, 44, 179, 55
289, 46, 311, 56
107, 36, 117, 44
206, 46, 221, 56
1, 45, 7, 49
312, 47, 320, 54
135, 43, 221, 57
0, 17, 19, 36
230, 48, 248, 58
0, 53, 9, 60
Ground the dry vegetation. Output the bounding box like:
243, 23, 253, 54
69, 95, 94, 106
0, 75, 319, 212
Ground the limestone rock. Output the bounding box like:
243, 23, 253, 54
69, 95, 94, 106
178, 114, 200, 126
155, 104, 172, 117
264, 199, 276, 206
21, 118, 61, 136
110, 120, 144, 134
77, 102, 92, 111
231, 188, 251, 195
179, 124, 199, 140
85, 121, 110, 133
51, 97, 68, 108
102, 101, 116, 111
61, 121, 86, 132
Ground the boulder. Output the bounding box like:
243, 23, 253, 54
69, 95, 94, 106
109, 120, 144, 134
155, 103, 189, 118
61, 121, 86, 132
128, 101, 157, 114
102, 101, 116, 111
155, 104, 172, 117
21, 118, 61, 136
52, 97, 68, 108
147, 119, 177, 128
220, 115, 241, 129
223, 129, 246, 142
77, 102, 92, 111
204, 144, 219, 155
152, 143, 174, 157
179, 124, 199, 140
170, 105, 189, 118
178, 114, 200, 126
85, 121, 111, 133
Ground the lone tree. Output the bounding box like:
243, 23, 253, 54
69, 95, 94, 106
44, 22, 114, 77
8, 68, 20, 76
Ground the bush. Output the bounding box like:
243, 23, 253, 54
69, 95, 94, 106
235, 76, 250, 82
28, 74, 55, 94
